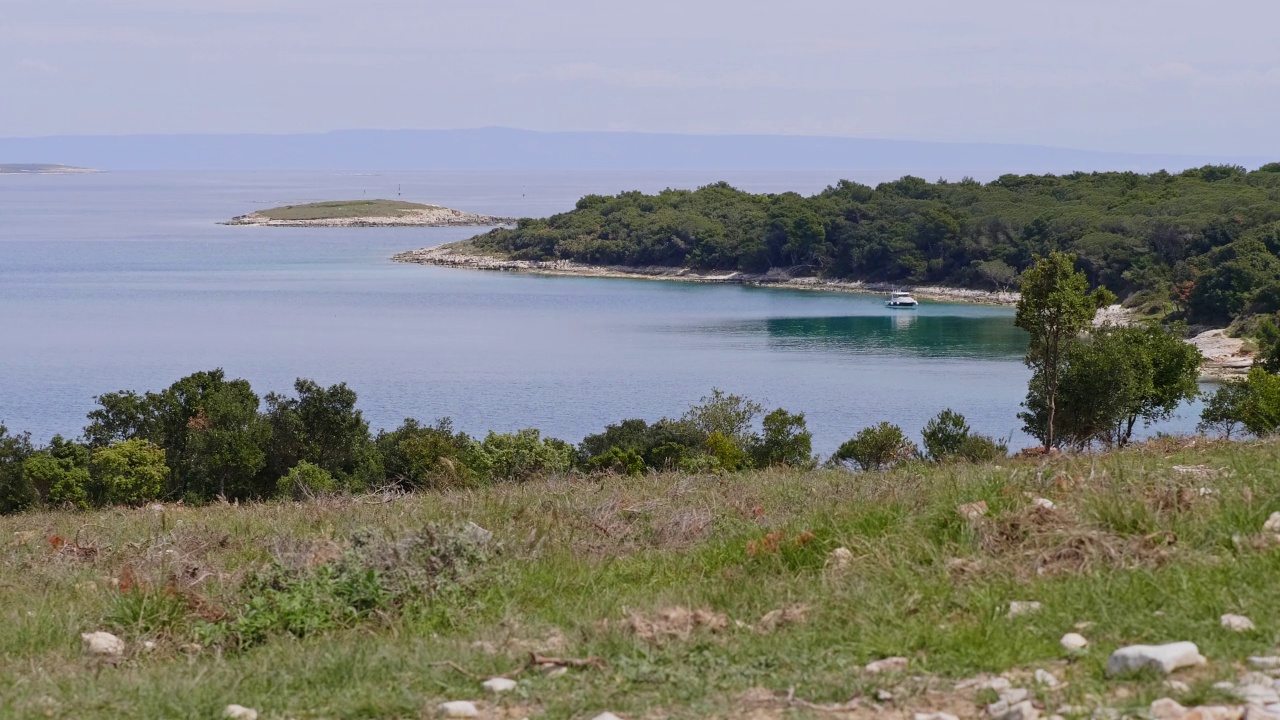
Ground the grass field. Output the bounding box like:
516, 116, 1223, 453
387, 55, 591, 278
255, 200, 441, 221
3, 438, 1280, 719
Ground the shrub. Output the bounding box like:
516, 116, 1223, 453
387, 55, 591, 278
831, 422, 917, 471
1199, 368, 1280, 437
89, 439, 169, 506
283, 461, 337, 500
682, 389, 762, 445
705, 431, 749, 472
470, 429, 574, 483
955, 433, 1008, 463
751, 408, 815, 468
585, 447, 646, 476
22, 454, 91, 509
922, 409, 971, 461
377, 418, 475, 490
0, 425, 36, 514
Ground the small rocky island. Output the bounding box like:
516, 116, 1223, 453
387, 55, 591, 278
0, 164, 98, 174
225, 200, 514, 227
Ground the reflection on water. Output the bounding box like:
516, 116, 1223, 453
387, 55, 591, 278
703, 314, 1029, 360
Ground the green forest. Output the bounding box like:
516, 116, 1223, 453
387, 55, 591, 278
467, 165, 1280, 326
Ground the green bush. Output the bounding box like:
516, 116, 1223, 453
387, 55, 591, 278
1200, 368, 1280, 437
750, 408, 815, 468
22, 453, 91, 509
283, 461, 338, 500
0, 425, 36, 514
705, 431, 749, 472
585, 447, 646, 476
955, 433, 1008, 463
921, 409, 971, 461
377, 418, 475, 490
469, 429, 574, 483
831, 422, 918, 472
89, 439, 169, 506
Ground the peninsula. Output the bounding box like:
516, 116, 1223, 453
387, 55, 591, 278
225, 199, 514, 227
0, 163, 98, 174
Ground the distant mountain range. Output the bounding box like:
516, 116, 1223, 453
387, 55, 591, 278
0, 128, 1269, 179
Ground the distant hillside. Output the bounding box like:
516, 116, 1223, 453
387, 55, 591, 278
0, 163, 96, 174
0, 128, 1267, 178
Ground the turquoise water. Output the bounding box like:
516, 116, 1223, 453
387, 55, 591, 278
0, 171, 1204, 453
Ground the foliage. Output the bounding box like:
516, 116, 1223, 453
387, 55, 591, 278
467, 168, 1280, 324
22, 446, 91, 510
749, 408, 815, 468
377, 418, 476, 490
1022, 324, 1202, 448
264, 379, 383, 490
579, 418, 706, 473
89, 439, 169, 506
283, 461, 338, 500
0, 425, 36, 514
682, 389, 763, 446
955, 433, 1008, 463
1257, 315, 1280, 374
830, 422, 918, 471
584, 446, 646, 476
86, 370, 270, 501
1199, 368, 1280, 438
467, 429, 574, 483
704, 431, 749, 472
922, 409, 972, 461
1015, 252, 1115, 450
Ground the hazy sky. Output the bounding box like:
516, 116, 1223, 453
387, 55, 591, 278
3, 0, 1279, 154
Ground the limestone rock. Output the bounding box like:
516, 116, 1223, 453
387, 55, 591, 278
1237, 684, 1280, 707
482, 677, 517, 693
1249, 657, 1280, 670
81, 631, 125, 658
1179, 708, 1245, 720
1033, 498, 1057, 510
1106, 642, 1206, 676
1246, 707, 1280, 720
827, 547, 853, 571
1264, 512, 1280, 534
987, 699, 1039, 720
1034, 669, 1060, 687
1061, 633, 1088, 651
223, 705, 259, 720
1223, 614, 1257, 632
1150, 698, 1188, 720
1166, 680, 1191, 694
590, 714, 624, 720
1007, 601, 1042, 619
865, 656, 909, 674
915, 714, 960, 720
875, 689, 895, 702
437, 701, 479, 718
462, 522, 493, 545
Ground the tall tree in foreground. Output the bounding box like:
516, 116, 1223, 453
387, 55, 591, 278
1015, 252, 1115, 451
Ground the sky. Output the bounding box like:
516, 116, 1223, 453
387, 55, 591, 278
3, 0, 1279, 155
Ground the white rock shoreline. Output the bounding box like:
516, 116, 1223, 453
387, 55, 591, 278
225, 207, 514, 228
392, 243, 1022, 306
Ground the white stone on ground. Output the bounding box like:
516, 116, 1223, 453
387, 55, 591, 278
958, 501, 989, 521
915, 713, 960, 720
1237, 683, 1280, 706
827, 547, 853, 571
1165, 680, 1191, 693
591, 714, 624, 720
1032, 498, 1056, 510
1106, 642, 1206, 676
875, 689, 895, 702
1250, 657, 1280, 670
987, 699, 1039, 720
223, 705, 258, 720
1060, 633, 1088, 651
1006, 601, 1042, 618
1264, 512, 1280, 533
481, 677, 517, 693
1149, 698, 1187, 720
1034, 669, 1059, 687
865, 656, 909, 674
981, 678, 1013, 692
437, 700, 479, 718
80, 631, 125, 658
1223, 613, 1257, 632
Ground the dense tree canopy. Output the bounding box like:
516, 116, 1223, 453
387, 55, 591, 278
467, 167, 1280, 324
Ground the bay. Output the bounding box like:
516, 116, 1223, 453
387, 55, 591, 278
0, 170, 1205, 453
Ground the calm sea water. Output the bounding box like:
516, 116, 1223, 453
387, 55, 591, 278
0, 171, 1204, 453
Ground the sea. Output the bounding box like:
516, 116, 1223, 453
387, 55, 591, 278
0, 170, 1208, 454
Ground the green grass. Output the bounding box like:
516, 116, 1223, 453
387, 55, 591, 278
3, 438, 1280, 718
256, 200, 441, 221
